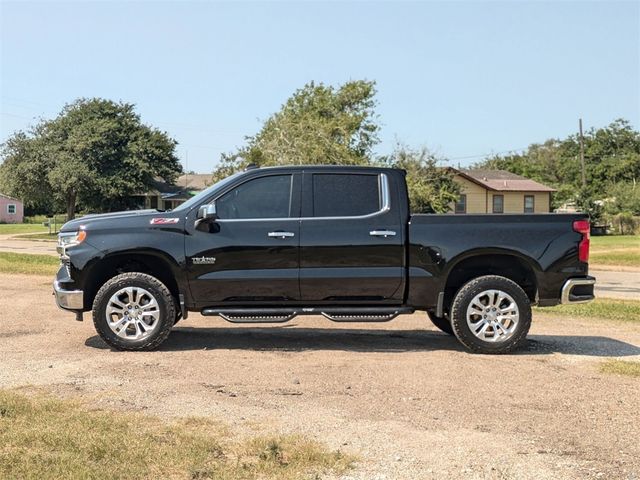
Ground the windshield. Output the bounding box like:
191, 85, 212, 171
172, 171, 244, 213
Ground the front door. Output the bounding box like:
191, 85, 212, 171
185, 173, 301, 305
299, 171, 405, 303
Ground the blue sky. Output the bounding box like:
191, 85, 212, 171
1, 1, 639, 173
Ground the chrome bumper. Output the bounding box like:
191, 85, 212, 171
53, 280, 84, 310
560, 277, 596, 304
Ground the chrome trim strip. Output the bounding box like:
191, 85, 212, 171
560, 278, 596, 304
53, 280, 84, 310
214, 173, 391, 223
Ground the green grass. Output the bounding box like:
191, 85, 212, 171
590, 250, 640, 267
0, 390, 354, 480
591, 235, 640, 251
0, 224, 50, 235
0, 252, 59, 276
534, 298, 640, 323
600, 360, 640, 378
589, 235, 639, 268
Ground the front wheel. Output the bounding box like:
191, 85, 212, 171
450, 275, 531, 354
92, 272, 176, 351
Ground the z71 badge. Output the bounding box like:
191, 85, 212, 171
191, 256, 216, 265
150, 218, 180, 225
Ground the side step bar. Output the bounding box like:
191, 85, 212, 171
201, 306, 414, 323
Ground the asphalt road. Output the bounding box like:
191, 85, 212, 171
0, 234, 58, 256
592, 270, 640, 300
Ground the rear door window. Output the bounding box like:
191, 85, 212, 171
312, 174, 380, 217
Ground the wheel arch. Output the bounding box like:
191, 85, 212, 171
441, 249, 540, 313
83, 249, 182, 310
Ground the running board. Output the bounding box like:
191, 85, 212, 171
201, 306, 414, 323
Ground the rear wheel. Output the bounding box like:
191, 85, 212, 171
92, 272, 175, 351
450, 275, 531, 354
426, 311, 453, 335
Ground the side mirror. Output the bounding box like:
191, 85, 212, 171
197, 203, 217, 221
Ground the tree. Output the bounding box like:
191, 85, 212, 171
379, 145, 460, 213
0, 98, 182, 219
213, 80, 379, 179
474, 119, 640, 216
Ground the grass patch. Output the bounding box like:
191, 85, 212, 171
600, 360, 640, 378
589, 235, 640, 267
591, 235, 640, 251
534, 298, 640, 323
0, 224, 50, 235
590, 249, 640, 267
0, 390, 355, 480
0, 252, 59, 276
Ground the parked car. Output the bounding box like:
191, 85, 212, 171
53, 165, 595, 353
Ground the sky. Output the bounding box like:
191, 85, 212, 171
1, 1, 639, 173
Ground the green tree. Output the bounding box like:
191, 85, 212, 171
379, 145, 460, 213
214, 80, 379, 179
0, 98, 182, 219
474, 119, 640, 217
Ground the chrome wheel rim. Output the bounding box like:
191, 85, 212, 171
466, 289, 519, 343
105, 287, 161, 340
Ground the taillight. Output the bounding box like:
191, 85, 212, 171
573, 219, 590, 263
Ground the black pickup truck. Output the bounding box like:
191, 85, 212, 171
53, 165, 595, 353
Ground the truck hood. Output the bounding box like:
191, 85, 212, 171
60, 210, 165, 232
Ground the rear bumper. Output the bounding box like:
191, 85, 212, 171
560, 276, 596, 304
53, 280, 84, 310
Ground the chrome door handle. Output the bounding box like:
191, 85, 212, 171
370, 230, 396, 238
268, 231, 295, 239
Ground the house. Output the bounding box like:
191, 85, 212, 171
451, 169, 555, 214
0, 193, 24, 223
134, 174, 214, 210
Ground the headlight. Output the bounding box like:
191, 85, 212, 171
57, 230, 87, 251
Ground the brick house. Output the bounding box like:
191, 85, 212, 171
0, 193, 24, 223
452, 169, 555, 214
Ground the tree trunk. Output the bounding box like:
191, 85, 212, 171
66, 191, 76, 221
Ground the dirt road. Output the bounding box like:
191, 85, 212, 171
1, 274, 639, 479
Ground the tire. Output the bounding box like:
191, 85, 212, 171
450, 275, 531, 354
426, 311, 453, 335
92, 272, 176, 351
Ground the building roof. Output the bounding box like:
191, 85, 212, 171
0, 193, 22, 202
175, 174, 214, 191
455, 169, 556, 192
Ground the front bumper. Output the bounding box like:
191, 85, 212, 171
560, 276, 596, 304
53, 280, 84, 310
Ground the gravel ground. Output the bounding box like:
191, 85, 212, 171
1, 273, 639, 480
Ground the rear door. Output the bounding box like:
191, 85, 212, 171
299, 171, 405, 303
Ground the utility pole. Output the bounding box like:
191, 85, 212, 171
185, 150, 189, 190
579, 118, 586, 187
